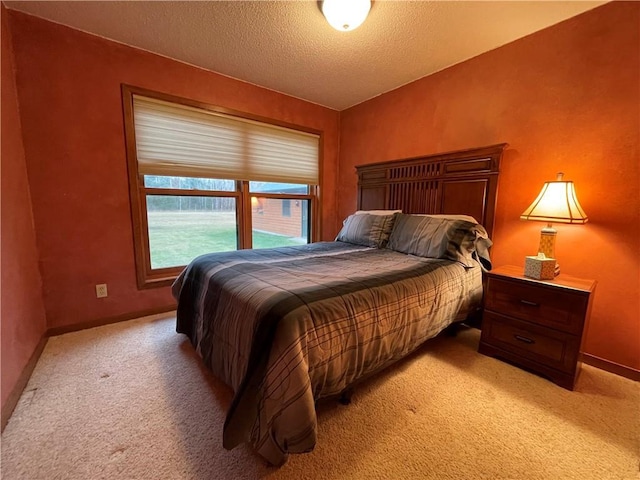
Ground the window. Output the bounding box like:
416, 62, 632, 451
282, 199, 291, 217
122, 86, 321, 288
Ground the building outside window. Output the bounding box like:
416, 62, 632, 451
252, 184, 309, 242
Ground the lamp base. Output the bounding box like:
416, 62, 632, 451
538, 225, 556, 259
539, 224, 560, 276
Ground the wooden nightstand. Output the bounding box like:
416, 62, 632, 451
479, 265, 596, 390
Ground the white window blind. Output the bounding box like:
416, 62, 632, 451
132, 95, 319, 184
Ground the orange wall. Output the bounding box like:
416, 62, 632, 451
339, 2, 640, 370
1, 5, 47, 410
7, 10, 340, 330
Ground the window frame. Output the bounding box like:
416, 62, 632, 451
122, 85, 323, 289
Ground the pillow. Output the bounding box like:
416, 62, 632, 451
387, 213, 492, 269
355, 209, 402, 216
335, 213, 397, 248
473, 229, 493, 271
417, 213, 479, 224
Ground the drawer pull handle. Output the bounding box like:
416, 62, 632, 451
514, 334, 535, 344
520, 300, 539, 307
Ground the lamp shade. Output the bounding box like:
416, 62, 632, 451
520, 173, 588, 224
322, 0, 371, 32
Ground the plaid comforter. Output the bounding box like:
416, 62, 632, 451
173, 242, 483, 465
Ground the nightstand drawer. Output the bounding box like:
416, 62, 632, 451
485, 277, 587, 335
481, 312, 580, 373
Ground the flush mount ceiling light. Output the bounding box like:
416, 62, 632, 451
322, 0, 371, 32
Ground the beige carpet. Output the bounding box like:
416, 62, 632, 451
1, 313, 638, 480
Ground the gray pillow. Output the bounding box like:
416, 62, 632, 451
335, 213, 397, 248
387, 214, 492, 269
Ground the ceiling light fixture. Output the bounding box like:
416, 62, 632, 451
322, 0, 371, 32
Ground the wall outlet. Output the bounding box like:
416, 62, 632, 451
95, 284, 108, 298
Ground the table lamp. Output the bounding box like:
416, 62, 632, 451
520, 172, 588, 276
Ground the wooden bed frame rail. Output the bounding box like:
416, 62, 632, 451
356, 143, 507, 237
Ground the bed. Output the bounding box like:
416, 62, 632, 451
173, 143, 506, 465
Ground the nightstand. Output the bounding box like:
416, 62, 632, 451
479, 265, 596, 390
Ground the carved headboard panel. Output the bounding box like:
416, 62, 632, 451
356, 144, 506, 238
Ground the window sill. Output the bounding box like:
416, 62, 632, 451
138, 271, 181, 289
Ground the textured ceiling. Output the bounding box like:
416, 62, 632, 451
5, 1, 606, 110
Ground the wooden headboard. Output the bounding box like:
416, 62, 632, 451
356, 144, 506, 238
